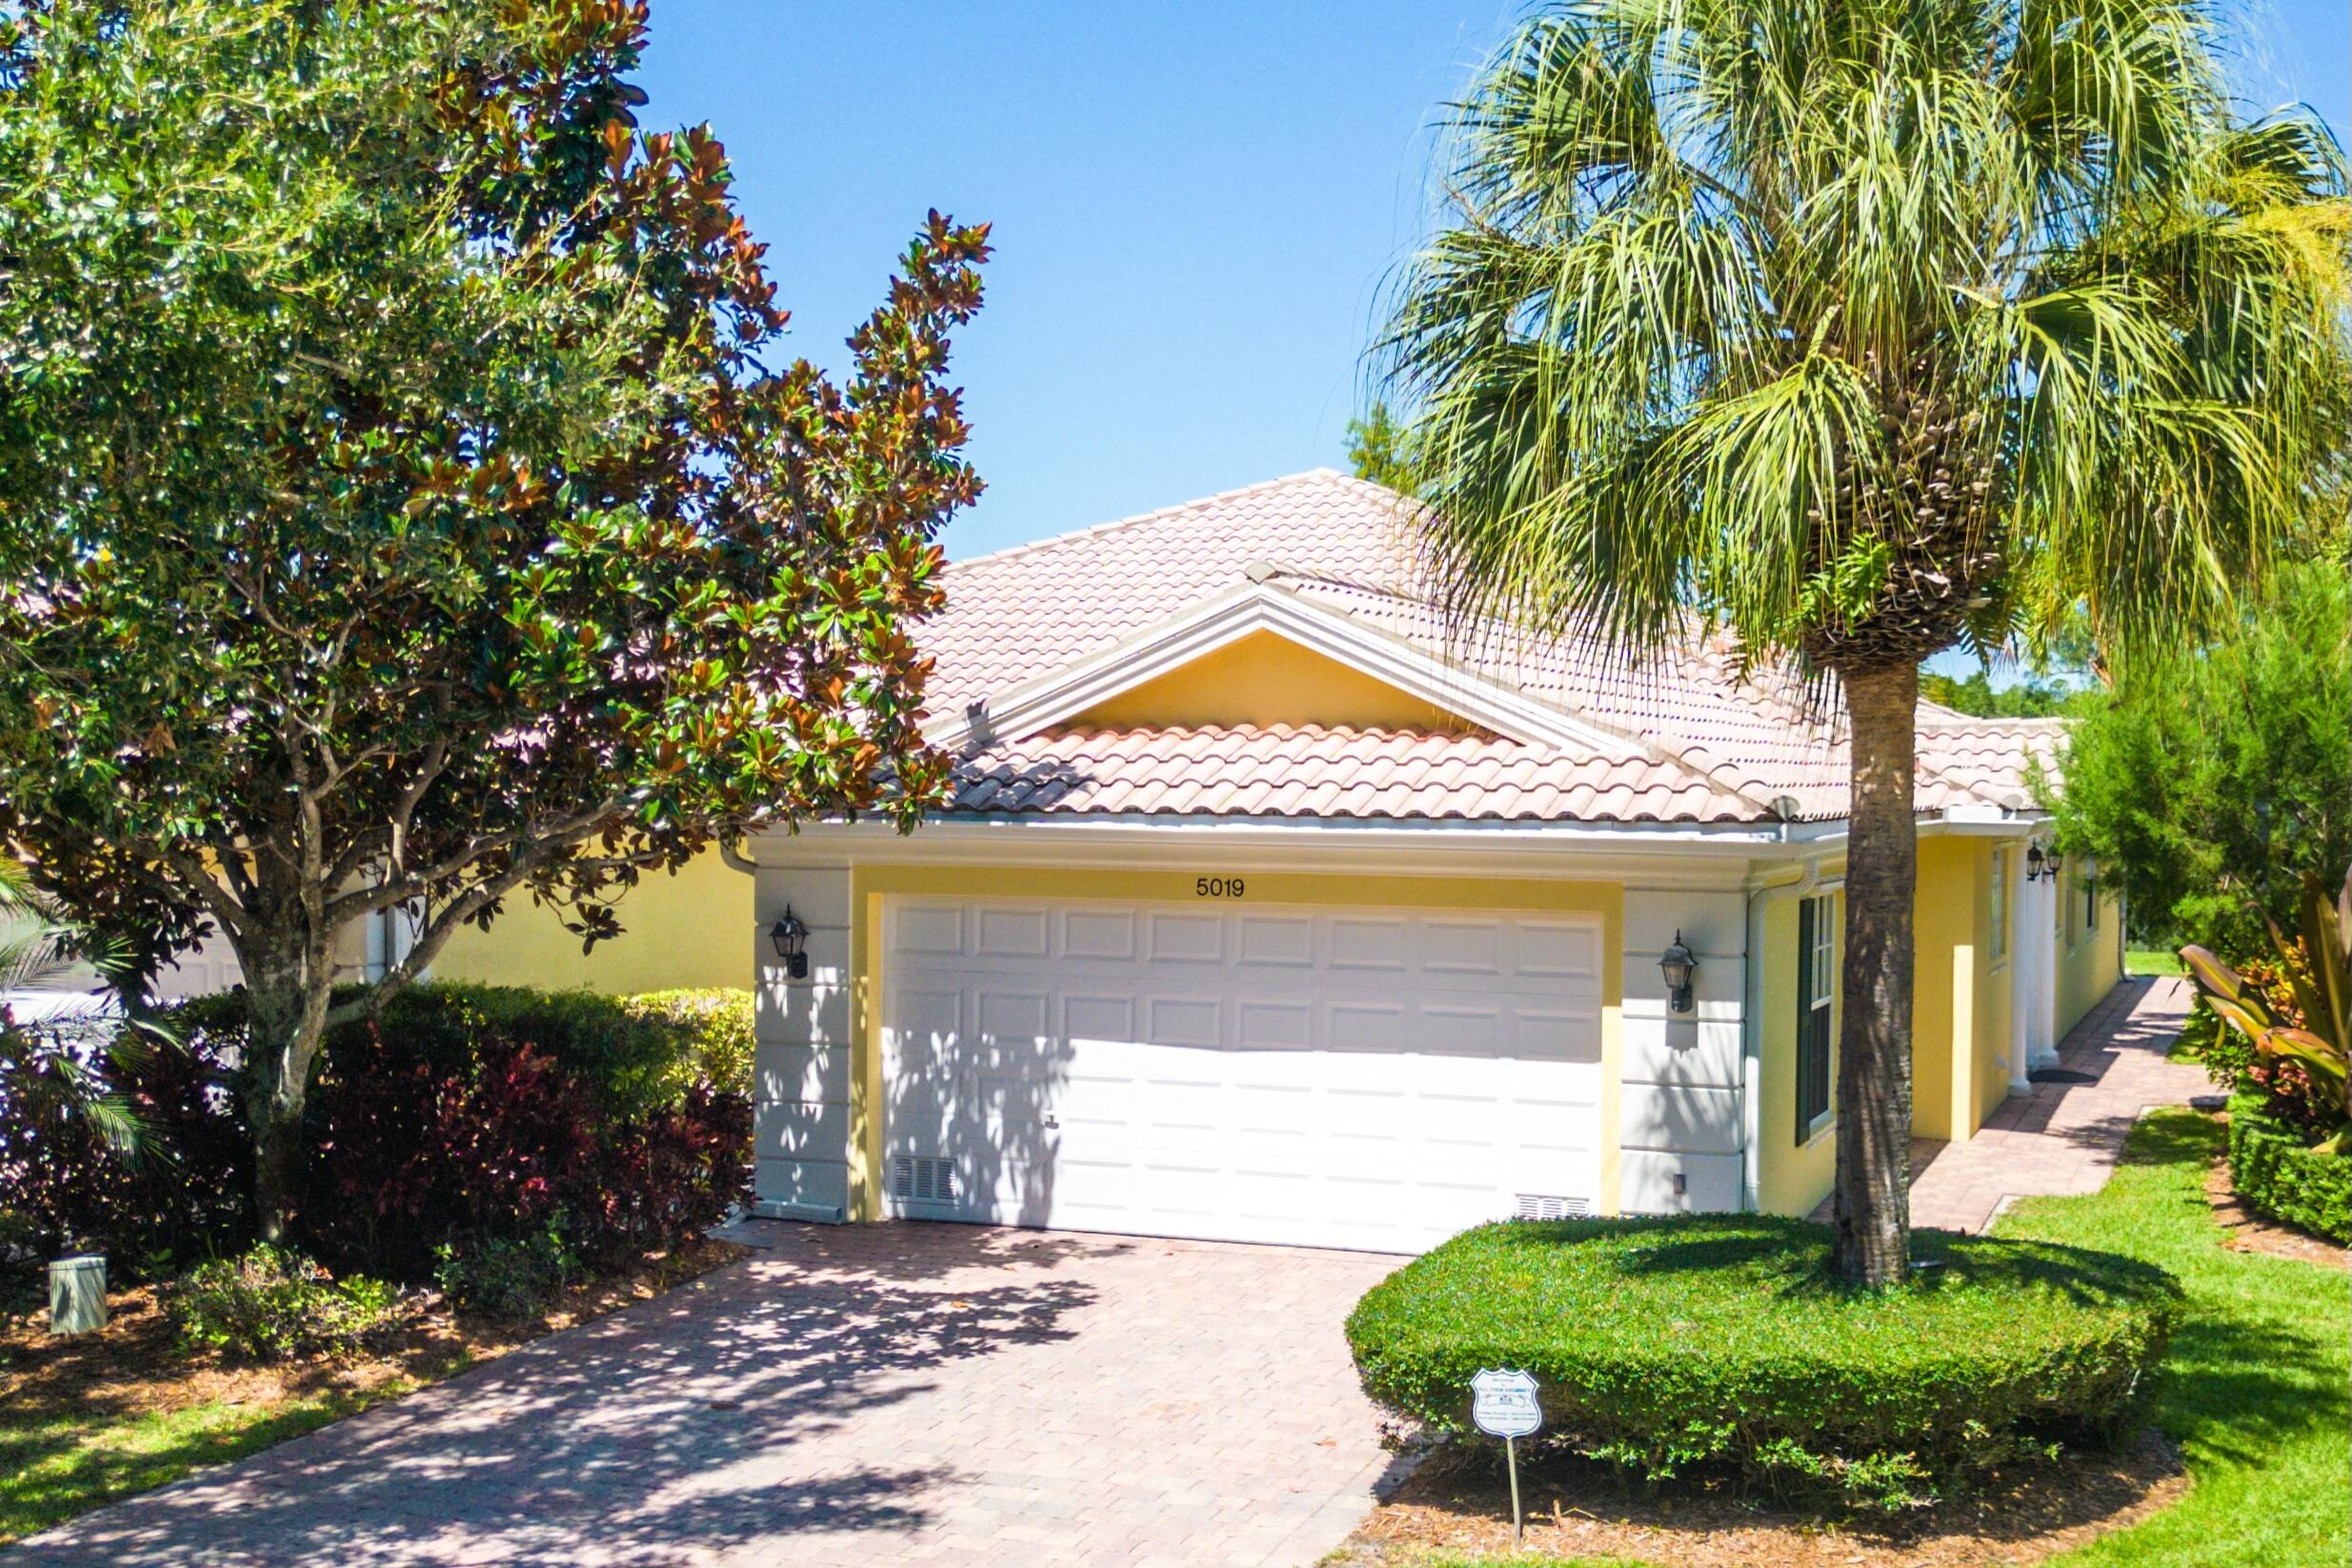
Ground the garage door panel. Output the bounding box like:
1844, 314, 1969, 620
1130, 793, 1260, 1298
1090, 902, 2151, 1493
1146, 995, 1223, 1047
1328, 1001, 1412, 1052
884, 896, 1607, 1251
1235, 998, 1314, 1051
1422, 919, 1507, 974
1237, 915, 1316, 966
893, 904, 966, 955
976, 906, 1052, 958
1418, 1004, 1504, 1055
1061, 907, 1136, 960
1518, 920, 1602, 976
1330, 917, 1409, 970
1512, 1008, 1603, 1060
1145, 911, 1225, 963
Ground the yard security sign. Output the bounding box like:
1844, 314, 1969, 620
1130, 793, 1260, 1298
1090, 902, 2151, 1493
1471, 1369, 1540, 1548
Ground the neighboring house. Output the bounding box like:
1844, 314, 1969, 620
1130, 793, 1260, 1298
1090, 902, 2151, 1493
738, 472, 2123, 1251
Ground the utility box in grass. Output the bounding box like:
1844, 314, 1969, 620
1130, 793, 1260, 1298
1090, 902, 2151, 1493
49, 1255, 106, 1337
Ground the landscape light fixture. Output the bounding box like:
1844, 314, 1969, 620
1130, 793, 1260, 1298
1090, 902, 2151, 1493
769, 907, 810, 980
1658, 932, 1697, 1015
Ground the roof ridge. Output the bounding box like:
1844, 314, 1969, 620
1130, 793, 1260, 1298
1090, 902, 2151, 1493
944, 469, 1357, 574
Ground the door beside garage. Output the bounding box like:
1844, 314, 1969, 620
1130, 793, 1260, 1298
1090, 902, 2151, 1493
880, 895, 1605, 1254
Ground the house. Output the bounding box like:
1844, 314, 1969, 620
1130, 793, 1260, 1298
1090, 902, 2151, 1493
730, 471, 2123, 1251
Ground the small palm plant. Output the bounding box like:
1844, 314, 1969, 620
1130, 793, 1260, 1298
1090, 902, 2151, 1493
2182, 871, 2352, 1154
1379, 0, 2352, 1282
0, 860, 161, 1167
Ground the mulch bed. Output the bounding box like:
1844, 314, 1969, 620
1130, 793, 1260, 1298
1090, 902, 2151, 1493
1332, 1430, 2188, 1568
2205, 1152, 2348, 1270
0, 1236, 748, 1436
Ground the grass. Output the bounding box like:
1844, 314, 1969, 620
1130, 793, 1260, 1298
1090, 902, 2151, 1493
2126, 948, 2185, 976
1397, 1109, 2347, 1568
0, 1376, 432, 1544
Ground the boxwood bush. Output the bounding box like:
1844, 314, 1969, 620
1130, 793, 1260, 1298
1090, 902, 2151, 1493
1346, 1215, 2181, 1511
2227, 1089, 2351, 1242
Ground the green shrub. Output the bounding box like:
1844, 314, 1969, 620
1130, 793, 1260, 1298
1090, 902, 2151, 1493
1345, 1216, 2181, 1511
433, 1227, 579, 1317
166, 1245, 402, 1362
343, 983, 751, 1117
2227, 1089, 2352, 1242
620, 988, 754, 1100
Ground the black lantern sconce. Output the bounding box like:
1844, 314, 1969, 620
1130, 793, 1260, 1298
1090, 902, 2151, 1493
1658, 931, 1697, 1015
769, 907, 810, 981
2024, 843, 2047, 882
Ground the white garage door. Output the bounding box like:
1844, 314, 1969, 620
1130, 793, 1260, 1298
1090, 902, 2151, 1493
881, 896, 1604, 1254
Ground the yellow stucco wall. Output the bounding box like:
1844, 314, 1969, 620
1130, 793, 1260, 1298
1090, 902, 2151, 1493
1912, 836, 2020, 1144
1756, 888, 1841, 1216
430, 851, 751, 994
837, 863, 1623, 1223
1758, 836, 2025, 1215
1070, 629, 1475, 731
2057, 861, 2126, 1037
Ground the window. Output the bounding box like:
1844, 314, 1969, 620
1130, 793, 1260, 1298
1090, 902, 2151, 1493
1796, 895, 1835, 1140
2083, 857, 2101, 933
1989, 849, 2008, 963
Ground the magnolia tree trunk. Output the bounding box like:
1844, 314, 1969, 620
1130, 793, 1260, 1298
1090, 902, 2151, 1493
1832, 660, 1919, 1287
233, 930, 337, 1246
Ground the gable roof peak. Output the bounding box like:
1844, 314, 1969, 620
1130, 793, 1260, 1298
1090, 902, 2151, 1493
946, 468, 1384, 577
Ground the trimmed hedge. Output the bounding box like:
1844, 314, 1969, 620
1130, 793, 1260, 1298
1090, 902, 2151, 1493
1345, 1215, 2181, 1511
2227, 1089, 2352, 1243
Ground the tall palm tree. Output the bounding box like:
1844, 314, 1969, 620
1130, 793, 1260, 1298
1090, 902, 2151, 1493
1381, 0, 2350, 1284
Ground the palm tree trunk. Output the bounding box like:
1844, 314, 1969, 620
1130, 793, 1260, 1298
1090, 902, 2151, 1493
1831, 660, 1918, 1287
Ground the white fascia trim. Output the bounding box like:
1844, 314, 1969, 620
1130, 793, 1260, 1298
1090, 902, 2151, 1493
751, 814, 1780, 885
927, 580, 1645, 762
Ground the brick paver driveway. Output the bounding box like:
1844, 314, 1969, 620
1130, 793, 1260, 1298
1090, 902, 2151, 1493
10, 1224, 1405, 1568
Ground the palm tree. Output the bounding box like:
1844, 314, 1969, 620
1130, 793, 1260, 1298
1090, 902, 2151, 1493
1380, 0, 2350, 1284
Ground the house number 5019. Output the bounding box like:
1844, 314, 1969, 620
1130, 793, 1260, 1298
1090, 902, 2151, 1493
1195, 876, 1245, 899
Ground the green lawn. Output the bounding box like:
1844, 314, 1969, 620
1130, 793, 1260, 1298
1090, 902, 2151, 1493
2125, 948, 2185, 976
0, 1377, 426, 1545
1412, 1109, 2348, 1568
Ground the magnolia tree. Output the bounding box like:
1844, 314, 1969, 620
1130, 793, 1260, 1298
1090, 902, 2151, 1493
0, 1, 987, 1238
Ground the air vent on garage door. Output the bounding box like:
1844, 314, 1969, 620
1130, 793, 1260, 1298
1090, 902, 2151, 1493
1514, 1194, 1591, 1221
893, 1156, 955, 1204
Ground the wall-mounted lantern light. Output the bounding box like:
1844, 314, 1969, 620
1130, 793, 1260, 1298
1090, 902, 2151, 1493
769, 907, 810, 980
1658, 932, 1697, 1015
2024, 844, 2047, 882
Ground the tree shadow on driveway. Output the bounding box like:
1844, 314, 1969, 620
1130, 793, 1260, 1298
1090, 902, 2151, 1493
8, 1226, 1114, 1568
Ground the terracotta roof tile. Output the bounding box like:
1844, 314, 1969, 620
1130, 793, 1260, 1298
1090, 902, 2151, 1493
951, 725, 1764, 823
928, 472, 2058, 825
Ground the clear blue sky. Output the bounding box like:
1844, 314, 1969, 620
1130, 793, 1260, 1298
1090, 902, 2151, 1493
635, 1, 2350, 568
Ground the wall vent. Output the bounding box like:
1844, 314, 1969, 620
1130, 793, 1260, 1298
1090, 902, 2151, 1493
893, 1156, 956, 1205
1513, 1193, 1591, 1221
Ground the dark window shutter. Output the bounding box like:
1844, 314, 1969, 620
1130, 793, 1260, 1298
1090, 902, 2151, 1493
1796, 896, 1815, 1143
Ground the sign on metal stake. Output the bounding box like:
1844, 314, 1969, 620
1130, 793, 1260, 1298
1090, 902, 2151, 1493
1470, 1368, 1541, 1552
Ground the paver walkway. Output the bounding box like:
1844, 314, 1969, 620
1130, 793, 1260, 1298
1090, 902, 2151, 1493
1906, 975, 2202, 1231
9, 1224, 1405, 1568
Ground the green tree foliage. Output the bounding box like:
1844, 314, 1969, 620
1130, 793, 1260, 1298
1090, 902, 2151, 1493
1919, 666, 2085, 717
2054, 560, 2351, 955
1379, 0, 2351, 1283
0, 1, 989, 1237
1344, 402, 1414, 491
